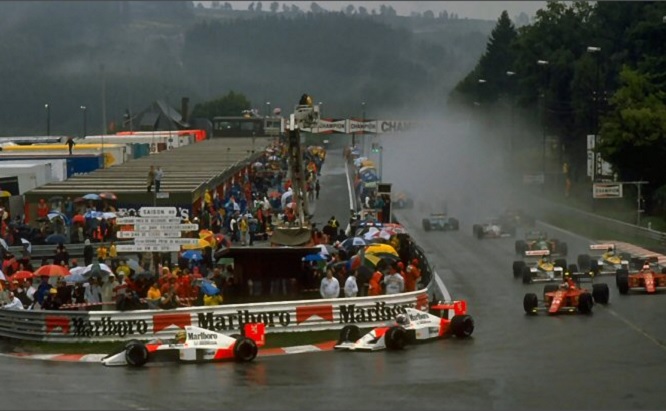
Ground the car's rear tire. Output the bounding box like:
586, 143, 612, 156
590, 260, 600, 275
615, 268, 628, 286
338, 325, 361, 343
125, 341, 149, 367
592, 283, 610, 304
449, 218, 459, 231
523, 293, 538, 314
578, 293, 594, 314
450, 315, 474, 338
385, 326, 408, 350
233, 337, 258, 362
515, 240, 527, 255
512, 261, 526, 278
558, 242, 568, 256
617, 272, 630, 295
522, 266, 532, 284
567, 264, 579, 274
422, 219, 431, 232
578, 254, 591, 271
554, 258, 567, 270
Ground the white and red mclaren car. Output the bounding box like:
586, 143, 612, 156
102, 324, 265, 367
334, 302, 474, 351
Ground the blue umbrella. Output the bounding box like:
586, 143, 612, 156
182, 250, 203, 261
200, 279, 220, 296
83, 193, 101, 201
45, 234, 67, 245
303, 253, 326, 262
64, 272, 87, 283
84, 210, 103, 219
47, 211, 70, 225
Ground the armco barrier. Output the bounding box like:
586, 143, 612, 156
0, 289, 429, 343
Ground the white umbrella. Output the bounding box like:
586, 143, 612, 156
0, 270, 5, 281
82, 263, 113, 279
363, 227, 380, 240
0, 238, 7, 250
315, 244, 330, 256
102, 212, 117, 219
69, 266, 86, 276
20, 238, 31, 254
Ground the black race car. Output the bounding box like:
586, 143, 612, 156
422, 213, 459, 232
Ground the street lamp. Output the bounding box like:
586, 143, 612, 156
506, 71, 516, 166
537, 60, 549, 187
80, 105, 87, 138
265, 101, 271, 117
587, 46, 601, 182
44, 104, 50, 136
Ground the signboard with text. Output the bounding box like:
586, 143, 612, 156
593, 183, 623, 199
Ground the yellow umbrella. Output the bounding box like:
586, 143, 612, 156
361, 160, 375, 167
364, 243, 398, 256
182, 238, 212, 250
199, 229, 216, 248
0, 191, 11, 198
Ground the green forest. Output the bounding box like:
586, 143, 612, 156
450, 1, 666, 210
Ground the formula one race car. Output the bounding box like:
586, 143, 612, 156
616, 261, 666, 295
512, 250, 567, 284
523, 273, 609, 315
577, 244, 630, 276
472, 219, 516, 239
500, 207, 535, 228
515, 230, 568, 256
392, 191, 414, 209
334, 302, 474, 351
422, 213, 459, 232
101, 324, 264, 367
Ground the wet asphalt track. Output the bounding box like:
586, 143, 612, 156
4, 148, 666, 410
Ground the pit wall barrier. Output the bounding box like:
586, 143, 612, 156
0, 289, 429, 343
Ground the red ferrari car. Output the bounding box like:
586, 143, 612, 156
523, 274, 609, 315
616, 263, 666, 294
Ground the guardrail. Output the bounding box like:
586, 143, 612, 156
5, 240, 134, 264
0, 289, 429, 343
527, 195, 666, 253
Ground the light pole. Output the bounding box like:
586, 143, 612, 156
477, 78, 487, 106
587, 46, 601, 182
80, 105, 87, 138
537, 60, 549, 187
265, 101, 271, 118
44, 104, 50, 136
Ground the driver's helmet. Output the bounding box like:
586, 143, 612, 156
559, 282, 569, 290
396, 314, 410, 326
642, 263, 651, 271
175, 330, 187, 344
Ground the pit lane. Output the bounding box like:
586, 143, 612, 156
3, 148, 666, 410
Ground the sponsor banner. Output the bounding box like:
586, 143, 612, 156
117, 230, 183, 238
116, 244, 181, 252
377, 120, 416, 134
139, 207, 178, 217
134, 238, 200, 246
134, 223, 198, 231
117, 217, 182, 225
593, 183, 623, 199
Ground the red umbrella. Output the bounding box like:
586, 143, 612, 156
214, 233, 231, 248
72, 214, 85, 224
99, 192, 117, 201
34, 264, 70, 277
73, 197, 86, 203
10, 271, 34, 281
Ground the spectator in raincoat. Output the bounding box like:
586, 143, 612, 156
368, 270, 383, 296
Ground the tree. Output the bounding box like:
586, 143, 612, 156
598, 67, 666, 188
270, 2, 278, 13
256, 2, 263, 12
190, 91, 252, 120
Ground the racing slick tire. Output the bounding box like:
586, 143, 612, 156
615, 268, 629, 287
473, 225, 484, 239
557, 242, 568, 256
617, 272, 630, 295
338, 325, 361, 343
513, 261, 526, 278
592, 283, 610, 304
554, 259, 567, 270
125, 341, 149, 367
589, 260, 600, 276
102, 339, 143, 361
567, 264, 579, 275
450, 315, 475, 338
577, 254, 591, 271
522, 266, 532, 284
523, 293, 538, 314
422, 219, 431, 232
449, 218, 460, 231
577, 293, 594, 314
233, 337, 258, 362
515, 240, 527, 255
385, 326, 408, 350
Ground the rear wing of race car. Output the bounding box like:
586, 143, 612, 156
524, 250, 550, 258
590, 243, 615, 251
430, 300, 468, 317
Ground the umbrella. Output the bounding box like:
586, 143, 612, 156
364, 243, 398, 256
268, 191, 282, 199
47, 211, 70, 225
45, 234, 67, 245
102, 212, 117, 219
199, 229, 214, 244
0, 270, 5, 281
84, 210, 103, 219
362, 227, 381, 240
99, 192, 117, 201
82, 263, 112, 279
132, 271, 157, 281
0, 238, 8, 250
69, 266, 87, 276
200, 279, 221, 296
63, 272, 87, 283
340, 237, 367, 250
20, 238, 31, 254
10, 270, 34, 281
182, 250, 203, 261
0, 191, 11, 198
126, 259, 142, 272
34, 264, 70, 277
214, 233, 231, 248
72, 214, 85, 224
316, 244, 338, 255
47, 196, 64, 202
303, 253, 326, 262
182, 238, 211, 250
252, 161, 265, 168
83, 193, 101, 201
73, 197, 86, 203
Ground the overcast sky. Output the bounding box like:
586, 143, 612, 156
198, 1, 548, 21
